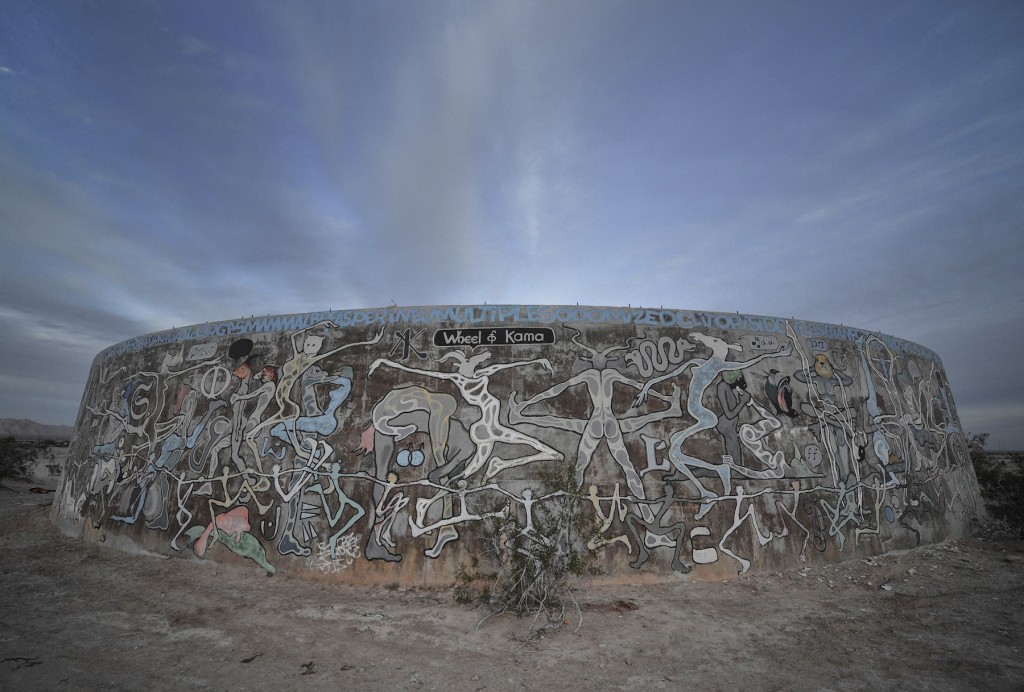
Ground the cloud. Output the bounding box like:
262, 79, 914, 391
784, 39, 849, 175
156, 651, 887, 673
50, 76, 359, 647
258, 2, 622, 304
0, 1, 1022, 449
181, 36, 215, 58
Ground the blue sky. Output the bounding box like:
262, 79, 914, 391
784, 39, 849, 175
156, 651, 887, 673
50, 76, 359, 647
1, 1, 1022, 448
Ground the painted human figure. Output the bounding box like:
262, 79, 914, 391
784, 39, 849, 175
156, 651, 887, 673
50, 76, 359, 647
249, 323, 382, 557
718, 484, 785, 574
305, 461, 365, 560
368, 350, 562, 481
623, 483, 691, 573
818, 480, 858, 550
634, 332, 791, 519
139, 348, 220, 451
586, 483, 631, 552
85, 435, 128, 523
714, 371, 751, 467
87, 432, 124, 489
271, 435, 336, 557
226, 359, 255, 470
268, 365, 353, 444
231, 365, 277, 469
794, 353, 855, 484
111, 394, 224, 528
507, 327, 682, 523
357, 385, 477, 561
251, 322, 384, 438
407, 479, 508, 537
369, 472, 409, 557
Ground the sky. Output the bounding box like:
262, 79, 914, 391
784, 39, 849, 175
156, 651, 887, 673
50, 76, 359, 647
1, 1, 1022, 449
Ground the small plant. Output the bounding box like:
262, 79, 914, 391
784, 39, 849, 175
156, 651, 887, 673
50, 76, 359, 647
969, 433, 1024, 538
453, 458, 603, 636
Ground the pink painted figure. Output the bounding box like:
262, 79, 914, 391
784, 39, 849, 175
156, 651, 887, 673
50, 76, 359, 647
193, 506, 251, 556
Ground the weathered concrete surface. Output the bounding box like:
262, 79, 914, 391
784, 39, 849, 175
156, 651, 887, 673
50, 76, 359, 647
9, 483, 1023, 691
52, 305, 983, 582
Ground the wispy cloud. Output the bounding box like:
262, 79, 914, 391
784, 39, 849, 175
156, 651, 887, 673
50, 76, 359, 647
0, 1, 1022, 444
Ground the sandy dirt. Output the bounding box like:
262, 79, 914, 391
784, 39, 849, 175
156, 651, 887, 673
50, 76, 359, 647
1, 469, 1023, 691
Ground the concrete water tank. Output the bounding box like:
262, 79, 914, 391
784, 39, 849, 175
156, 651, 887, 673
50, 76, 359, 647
52, 305, 983, 581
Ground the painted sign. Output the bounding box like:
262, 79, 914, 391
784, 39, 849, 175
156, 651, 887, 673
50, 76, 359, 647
432, 327, 555, 347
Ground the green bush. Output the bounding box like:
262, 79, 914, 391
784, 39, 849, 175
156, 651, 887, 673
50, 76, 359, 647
453, 458, 603, 635
0, 436, 41, 487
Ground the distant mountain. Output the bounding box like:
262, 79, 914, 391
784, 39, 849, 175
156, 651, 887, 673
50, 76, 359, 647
0, 418, 74, 440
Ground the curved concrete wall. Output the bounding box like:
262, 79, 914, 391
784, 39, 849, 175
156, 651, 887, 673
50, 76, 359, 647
53, 305, 983, 582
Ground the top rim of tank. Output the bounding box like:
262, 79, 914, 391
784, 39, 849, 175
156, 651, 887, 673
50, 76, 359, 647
91, 304, 942, 365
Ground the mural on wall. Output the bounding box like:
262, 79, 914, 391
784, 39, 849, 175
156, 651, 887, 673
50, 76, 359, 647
53, 305, 983, 580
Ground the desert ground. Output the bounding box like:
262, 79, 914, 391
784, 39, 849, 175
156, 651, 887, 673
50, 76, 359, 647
1, 456, 1022, 691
